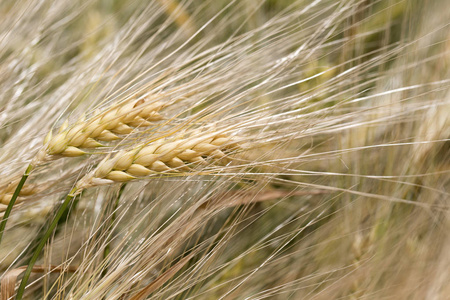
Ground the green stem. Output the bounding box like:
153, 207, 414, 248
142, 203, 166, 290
0, 164, 34, 247
101, 184, 126, 278
15, 187, 78, 300
15, 193, 81, 265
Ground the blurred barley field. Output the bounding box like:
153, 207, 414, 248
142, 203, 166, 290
0, 0, 448, 299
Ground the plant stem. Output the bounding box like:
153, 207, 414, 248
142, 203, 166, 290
0, 164, 34, 247
101, 183, 126, 278
15, 193, 81, 265
15, 187, 78, 300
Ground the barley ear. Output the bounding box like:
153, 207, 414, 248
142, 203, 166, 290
76, 131, 240, 190
37, 97, 170, 163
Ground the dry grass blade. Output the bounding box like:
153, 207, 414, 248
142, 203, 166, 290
130, 252, 196, 300
1, 268, 25, 300
198, 189, 330, 210
1, 265, 77, 300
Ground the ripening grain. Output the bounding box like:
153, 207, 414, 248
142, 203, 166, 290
0, 0, 448, 299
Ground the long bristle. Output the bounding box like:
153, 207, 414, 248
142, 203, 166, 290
0, 0, 449, 299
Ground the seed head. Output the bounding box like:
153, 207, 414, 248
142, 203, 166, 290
75, 131, 239, 191
35, 96, 169, 164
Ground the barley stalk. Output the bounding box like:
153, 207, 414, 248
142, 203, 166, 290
0, 181, 40, 211
101, 183, 126, 279
0, 95, 169, 246
1, 0, 448, 298
15, 187, 78, 300
16, 129, 241, 298
0, 165, 33, 247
